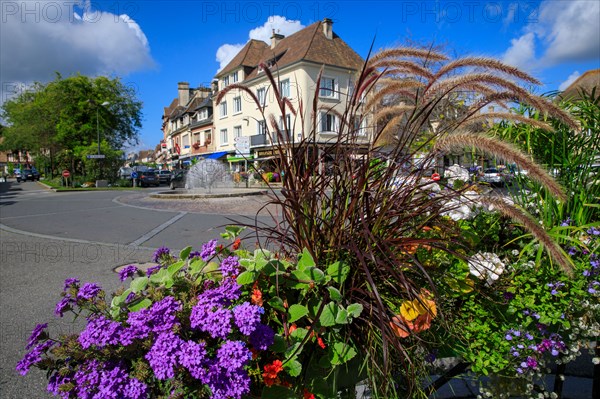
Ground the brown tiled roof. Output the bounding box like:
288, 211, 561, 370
218, 40, 269, 77
559, 69, 600, 100
217, 21, 364, 80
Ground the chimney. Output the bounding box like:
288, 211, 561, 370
270, 29, 285, 49
322, 18, 333, 40
178, 82, 190, 105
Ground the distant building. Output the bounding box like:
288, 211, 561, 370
161, 83, 213, 168
559, 69, 600, 101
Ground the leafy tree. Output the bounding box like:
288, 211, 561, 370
0, 73, 142, 178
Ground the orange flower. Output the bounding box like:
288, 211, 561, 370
390, 315, 412, 338
288, 323, 297, 335
263, 360, 284, 387
232, 237, 241, 250
251, 288, 263, 307
317, 337, 326, 349
303, 389, 316, 399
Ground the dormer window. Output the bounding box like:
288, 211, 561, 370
232, 71, 239, 83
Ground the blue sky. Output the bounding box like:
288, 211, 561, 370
2, 0, 599, 152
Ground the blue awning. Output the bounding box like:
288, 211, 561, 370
204, 151, 229, 160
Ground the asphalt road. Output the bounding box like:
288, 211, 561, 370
0, 180, 595, 398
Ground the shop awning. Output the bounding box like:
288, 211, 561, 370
227, 155, 251, 162
205, 151, 229, 160
253, 156, 277, 162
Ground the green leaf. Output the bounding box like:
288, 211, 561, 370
188, 258, 205, 276
253, 258, 269, 272
288, 304, 308, 323
319, 302, 338, 327
306, 267, 325, 283
130, 277, 148, 293
236, 271, 256, 285
290, 327, 309, 341
297, 248, 316, 271
270, 335, 287, 353
326, 261, 350, 285
290, 270, 311, 289
267, 296, 286, 312
179, 246, 192, 261
261, 385, 296, 399
254, 249, 271, 259
149, 268, 169, 284
327, 287, 342, 302
335, 308, 349, 324
346, 303, 363, 318
167, 260, 186, 276
128, 298, 152, 312
329, 342, 357, 365
283, 359, 302, 377
111, 289, 132, 307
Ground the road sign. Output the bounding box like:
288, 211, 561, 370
234, 136, 250, 155
131, 172, 138, 179
62, 170, 70, 178
87, 154, 106, 159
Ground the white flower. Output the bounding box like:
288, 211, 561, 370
468, 252, 505, 285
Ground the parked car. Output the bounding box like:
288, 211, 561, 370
479, 168, 512, 187
118, 167, 133, 180
17, 168, 41, 182
136, 170, 159, 187
157, 170, 172, 184
169, 170, 188, 190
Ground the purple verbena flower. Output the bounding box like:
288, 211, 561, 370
188, 251, 202, 259
190, 304, 232, 339
145, 265, 162, 277
249, 324, 275, 351
201, 239, 218, 261
16, 340, 55, 376
179, 340, 208, 380
146, 331, 183, 380
152, 246, 171, 263
47, 372, 71, 398
79, 316, 123, 349
125, 291, 136, 303
217, 340, 251, 371
233, 302, 264, 335
26, 323, 48, 350
77, 282, 102, 301
55, 296, 72, 317
526, 356, 538, 368
123, 296, 182, 344
119, 265, 139, 282
63, 278, 80, 291
220, 256, 240, 277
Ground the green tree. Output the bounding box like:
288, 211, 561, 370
0, 73, 142, 178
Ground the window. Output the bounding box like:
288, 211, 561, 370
233, 125, 242, 139
279, 114, 291, 130
222, 76, 229, 89
256, 87, 266, 108
232, 71, 238, 83
257, 120, 267, 135
233, 96, 242, 114
320, 77, 338, 98
220, 129, 228, 145
182, 134, 190, 147
320, 112, 339, 133
219, 101, 227, 118
204, 131, 212, 144
279, 79, 290, 98
193, 132, 200, 144
198, 108, 208, 120
354, 116, 368, 136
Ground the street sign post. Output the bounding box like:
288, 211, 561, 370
86, 154, 106, 159
234, 136, 250, 156
61, 170, 70, 187
131, 171, 138, 187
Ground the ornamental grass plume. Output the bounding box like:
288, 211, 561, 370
215, 43, 579, 395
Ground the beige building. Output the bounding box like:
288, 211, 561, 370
213, 18, 369, 170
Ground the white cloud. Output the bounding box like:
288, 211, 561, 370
0, 1, 155, 85
502, 1, 600, 69
502, 33, 537, 70
537, 0, 600, 64
559, 71, 581, 91
215, 16, 305, 72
